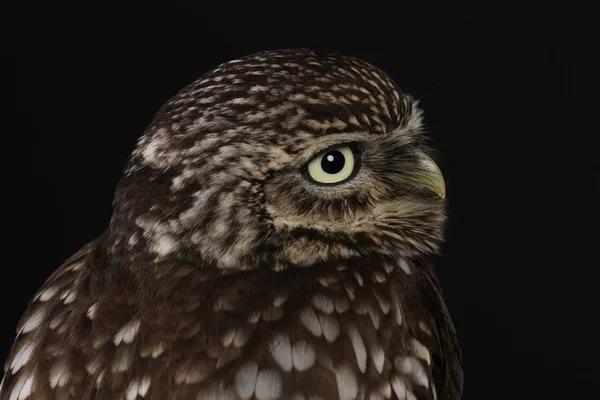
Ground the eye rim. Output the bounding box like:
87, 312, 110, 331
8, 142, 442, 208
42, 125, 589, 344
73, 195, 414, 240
302, 142, 362, 186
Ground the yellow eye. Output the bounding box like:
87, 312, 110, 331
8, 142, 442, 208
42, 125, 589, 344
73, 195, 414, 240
306, 145, 358, 185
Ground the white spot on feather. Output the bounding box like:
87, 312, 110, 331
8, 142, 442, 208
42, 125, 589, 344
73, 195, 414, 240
392, 297, 403, 326
269, 333, 292, 372
399, 357, 429, 388
383, 263, 395, 274
150, 234, 179, 256
372, 271, 387, 283
344, 284, 356, 300
391, 376, 407, 399
235, 361, 258, 400
37, 287, 58, 302
312, 293, 334, 314
255, 369, 282, 400
59, 290, 77, 304
87, 303, 98, 320
151, 342, 165, 358
10, 342, 36, 374
49, 361, 71, 388
63, 291, 76, 304
21, 307, 46, 333
368, 306, 382, 329
347, 324, 367, 373
128, 233, 139, 246
233, 327, 251, 348
334, 296, 350, 313
353, 270, 364, 286
175, 360, 214, 384
95, 370, 105, 387
292, 340, 316, 371
371, 344, 385, 374
318, 312, 340, 342
335, 365, 358, 400
221, 329, 237, 347
141, 128, 168, 164
248, 310, 261, 323
411, 338, 431, 365
112, 348, 133, 372
373, 291, 390, 314
377, 382, 392, 398
126, 380, 139, 400
67, 261, 83, 271
85, 357, 101, 374
10, 374, 33, 400
139, 376, 151, 397
272, 294, 288, 307
418, 321, 432, 335
230, 97, 253, 105
298, 308, 322, 337
114, 320, 141, 345
398, 258, 411, 274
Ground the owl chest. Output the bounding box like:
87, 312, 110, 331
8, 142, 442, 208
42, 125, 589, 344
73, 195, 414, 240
123, 262, 437, 399
66, 258, 436, 400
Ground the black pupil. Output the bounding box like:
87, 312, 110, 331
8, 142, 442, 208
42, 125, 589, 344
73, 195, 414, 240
321, 150, 346, 174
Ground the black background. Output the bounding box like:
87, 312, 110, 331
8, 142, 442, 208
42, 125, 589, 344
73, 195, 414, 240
8, 4, 596, 399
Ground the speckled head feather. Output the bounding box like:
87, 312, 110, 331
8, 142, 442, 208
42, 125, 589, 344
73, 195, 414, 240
1, 48, 462, 400
109, 48, 445, 271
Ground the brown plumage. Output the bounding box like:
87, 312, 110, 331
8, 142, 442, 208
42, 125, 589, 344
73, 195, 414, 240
2, 49, 463, 400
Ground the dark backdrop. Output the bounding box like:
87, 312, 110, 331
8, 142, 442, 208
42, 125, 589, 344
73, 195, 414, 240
9, 4, 594, 399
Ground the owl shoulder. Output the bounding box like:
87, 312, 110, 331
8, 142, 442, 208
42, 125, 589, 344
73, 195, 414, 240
1, 240, 100, 399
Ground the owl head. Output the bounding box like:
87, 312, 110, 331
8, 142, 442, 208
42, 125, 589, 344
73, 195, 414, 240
107, 49, 446, 271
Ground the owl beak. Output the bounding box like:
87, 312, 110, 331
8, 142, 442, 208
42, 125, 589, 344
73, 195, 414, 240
414, 151, 446, 198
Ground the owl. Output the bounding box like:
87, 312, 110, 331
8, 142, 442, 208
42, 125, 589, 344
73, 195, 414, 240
2, 49, 463, 400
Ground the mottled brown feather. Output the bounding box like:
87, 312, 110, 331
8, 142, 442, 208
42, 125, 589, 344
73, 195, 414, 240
2, 48, 462, 400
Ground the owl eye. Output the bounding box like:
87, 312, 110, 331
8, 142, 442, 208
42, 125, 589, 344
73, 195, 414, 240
306, 145, 360, 185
